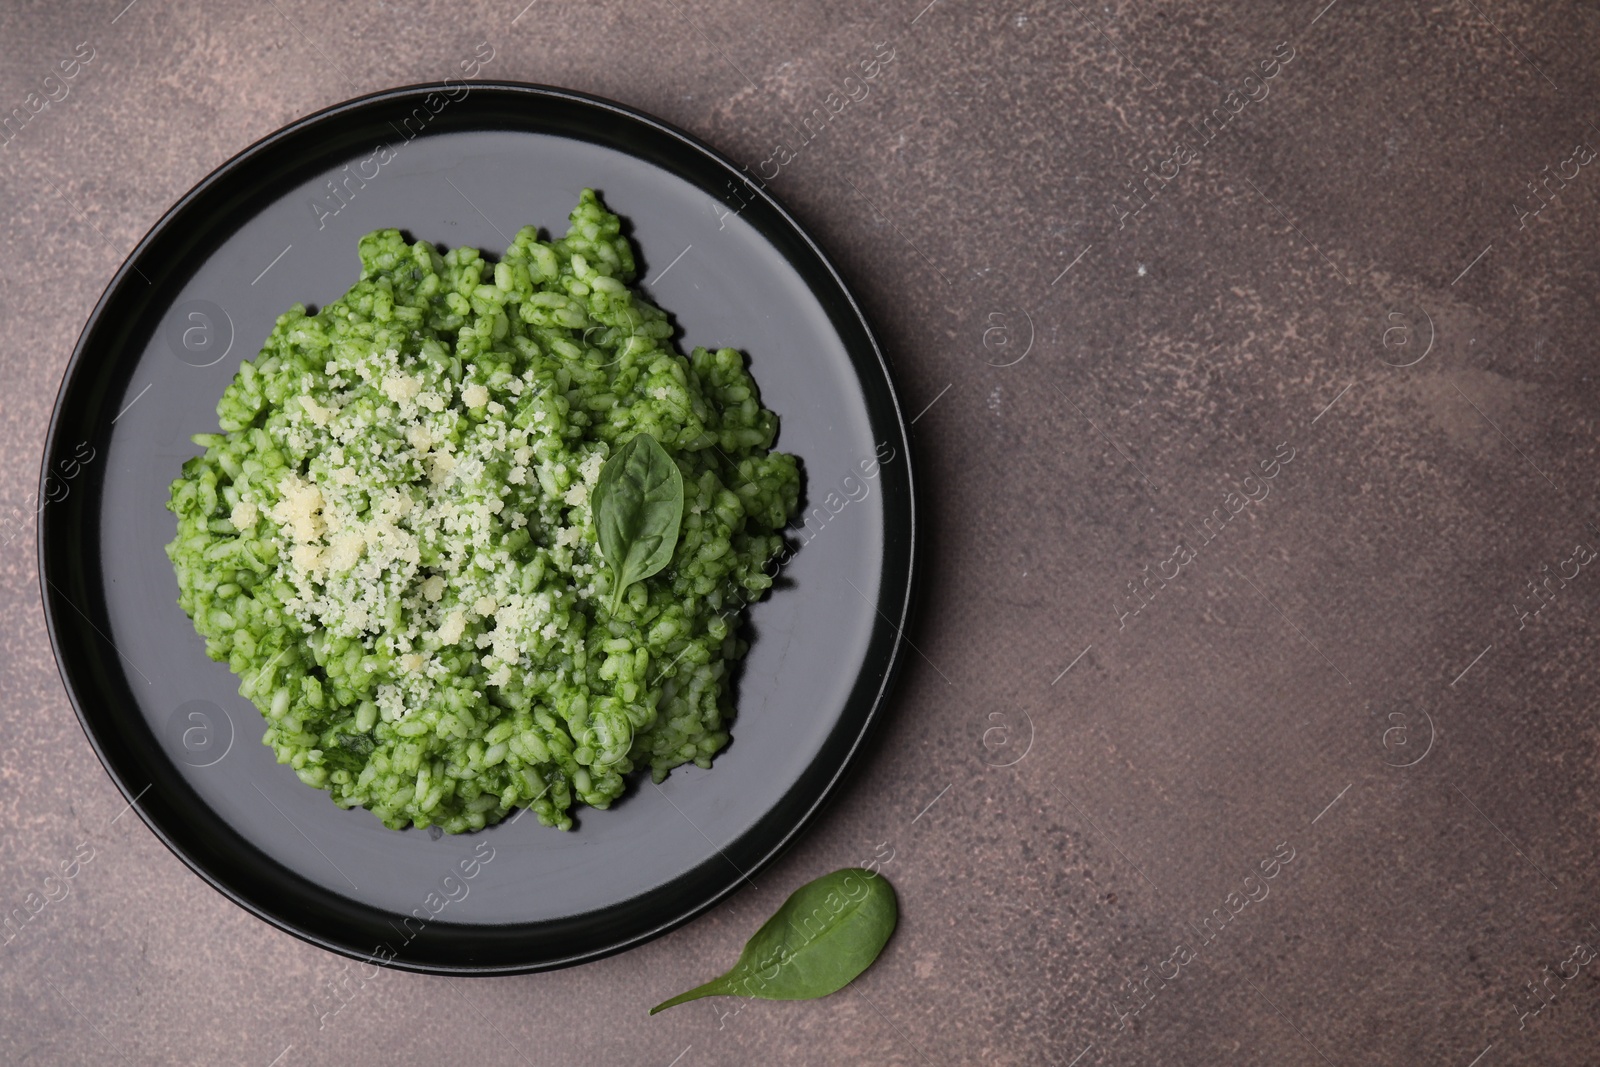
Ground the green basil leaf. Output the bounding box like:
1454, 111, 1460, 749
649, 868, 897, 1014
593, 432, 684, 615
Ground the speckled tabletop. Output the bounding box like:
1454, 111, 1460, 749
5, 1, 1600, 1064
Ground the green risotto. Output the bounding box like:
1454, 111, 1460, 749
167, 190, 800, 832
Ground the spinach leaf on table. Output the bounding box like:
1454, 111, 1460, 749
649, 868, 898, 1014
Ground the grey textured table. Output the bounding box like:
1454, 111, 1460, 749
4, 1, 1600, 1064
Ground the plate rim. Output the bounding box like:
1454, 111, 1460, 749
38, 80, 918, 974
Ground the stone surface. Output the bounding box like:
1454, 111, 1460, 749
4, 0, 1600, 1063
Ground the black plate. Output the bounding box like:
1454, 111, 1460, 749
39, 83, 915, 974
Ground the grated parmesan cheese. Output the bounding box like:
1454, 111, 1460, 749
435, 610, 466, 645
271, 474, 326, 543
381, 373, 421, 403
